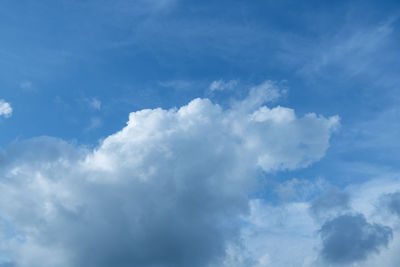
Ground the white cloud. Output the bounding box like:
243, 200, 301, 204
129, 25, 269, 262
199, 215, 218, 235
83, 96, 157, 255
228, 175, 400, 267
78, 97, 102, 111
0, 100, 12, 118
0, 82, 338, 267
299, 19, 396, 80
209, 79, 238, 92
85, 117, 103, 132
235, 200, 319, 267
89, 98, 101, 110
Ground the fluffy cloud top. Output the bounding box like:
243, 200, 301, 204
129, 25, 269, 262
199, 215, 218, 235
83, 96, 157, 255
0, 83, 338, 267
0, 100, 12, 118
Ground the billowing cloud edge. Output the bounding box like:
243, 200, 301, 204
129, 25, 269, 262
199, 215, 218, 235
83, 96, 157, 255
0, 82, 339, 267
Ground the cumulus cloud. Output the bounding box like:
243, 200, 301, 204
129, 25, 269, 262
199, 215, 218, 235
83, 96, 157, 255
319, 213, 392, 265
0, 100, 12, 118
0, 83, 338, 267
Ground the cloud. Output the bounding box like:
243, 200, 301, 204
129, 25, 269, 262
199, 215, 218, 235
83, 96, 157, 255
77, 97, 102, 111
0, 83, 338, 267
310, 188, 350, 221
209, 80, 238, 92
85, 117, 103, 132
0, 100, 12, 118
297, 18, 399, 89
224, 175, 400, 267
319, 213, 392, 264
89, 98, 101, 110
240, 200, 319, 267
381, 191, 400, 217
275, 178, 327, 202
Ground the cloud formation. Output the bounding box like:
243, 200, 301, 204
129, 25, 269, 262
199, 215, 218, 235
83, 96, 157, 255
319, 213, 392, 264
89, 98, 101, 110
223, 176, 400, 267
209, 80, 238, 92
0, 83, 338, 267
0, 100, 12, 118
381, 191, 400, 217
310, 188, 350, 221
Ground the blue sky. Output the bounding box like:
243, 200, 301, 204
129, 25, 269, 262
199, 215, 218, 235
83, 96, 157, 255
1, 1, 400, 266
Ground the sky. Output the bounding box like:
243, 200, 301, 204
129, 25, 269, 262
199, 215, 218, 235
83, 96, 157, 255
1, 0, 400, 266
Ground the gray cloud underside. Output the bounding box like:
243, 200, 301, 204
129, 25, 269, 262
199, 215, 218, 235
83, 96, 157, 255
0, 83, 338, 267
319, 213, 392, 265
381, 192, 400, 217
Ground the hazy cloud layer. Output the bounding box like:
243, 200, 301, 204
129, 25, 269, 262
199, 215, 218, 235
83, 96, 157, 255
311, 188, 351, 221
0, 82, 338, 267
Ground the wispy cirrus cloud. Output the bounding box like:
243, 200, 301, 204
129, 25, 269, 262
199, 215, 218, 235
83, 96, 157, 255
298, 19, 397, 79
